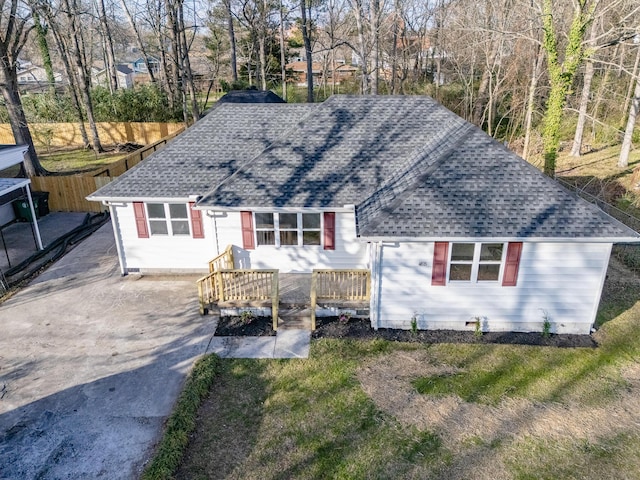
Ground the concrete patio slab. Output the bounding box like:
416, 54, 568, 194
207, 336, 276, 358
207, 329, 311, 359
0, 212, 89, 273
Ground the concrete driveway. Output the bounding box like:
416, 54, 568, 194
0, 223, 217, 479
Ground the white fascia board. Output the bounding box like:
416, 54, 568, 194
0, 178, 31, 197
356, 235, 640, 244
0, 144, 29, 170
192, 205, 355, 213
87, 195, 198, 204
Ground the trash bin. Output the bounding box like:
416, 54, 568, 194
32, 191, 50, 217
13, 198, 36, 221
12, 192, 49, 221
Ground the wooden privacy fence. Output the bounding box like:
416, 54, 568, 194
310, 269, 371, 329
29, 176, 112, 213
0, 122, 185, 148
197, 269, 280, 330
90, 125, 185, 177
26, 124, 186, 212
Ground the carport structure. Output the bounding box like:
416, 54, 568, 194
0, 145, 43, 267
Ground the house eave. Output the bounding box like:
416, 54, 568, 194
356, 235, 640, 244
86, 195, 200, 204
192, 205, 356, 213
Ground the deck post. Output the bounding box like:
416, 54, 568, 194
272, 270, 279, 331
227, 245, 234, 268
197, 278, 206, 315
310, 270, 318, 330
216, 271, 225, 302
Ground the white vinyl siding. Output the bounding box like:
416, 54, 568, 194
215, 210, 368, 272
113, 202, 212, 272
375, 241, 612, 334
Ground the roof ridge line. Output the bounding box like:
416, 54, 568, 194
356, 121, 476, 235
195, 103, 318, 205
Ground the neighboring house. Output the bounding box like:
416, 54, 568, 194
130, 56, 160, 75
16, 63, 62, 86
88, 95, 640, 334
286, 60, 323, 87
93, 64, 134, 89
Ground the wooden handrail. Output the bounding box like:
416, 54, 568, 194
208, 245, 234, 273
197, 272, 219, 315
310, 269, 371, 330
196, 268, 279, 326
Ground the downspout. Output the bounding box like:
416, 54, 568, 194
370, 241, 383, 330
210, 211, 220, 256
104, 202, 127, 276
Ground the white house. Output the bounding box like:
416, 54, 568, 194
17, 63, 62, 86
93, 65, 134, 89
88, 95, 640, 334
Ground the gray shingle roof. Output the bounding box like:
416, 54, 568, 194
90, 95, 640, 240
198, 95, 473, 208
356, 127, 639, 239
88, 103, 313, 199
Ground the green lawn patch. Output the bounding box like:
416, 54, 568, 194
161, 259, 640, 479
141, 354, 222, 480
38, 148, 126, 173
174, 340, 449, 479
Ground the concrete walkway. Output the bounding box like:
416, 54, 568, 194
208, 329, 311, 359
0, 222, 311, 480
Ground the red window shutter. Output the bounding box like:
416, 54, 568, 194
431, 242, 449, 286
133, 202, 149, 238
502, 242, 523, 286
190, 203, 204, 239
240, 211, 255, 249
323, 212, 335, 250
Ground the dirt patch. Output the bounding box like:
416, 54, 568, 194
356, 350, 640, 479
214, 316, 275, 337
312, 316, 597, 348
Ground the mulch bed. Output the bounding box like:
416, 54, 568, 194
214, 316, 276, 337
311, 316, 598, 348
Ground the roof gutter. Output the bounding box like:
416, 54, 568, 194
87, 195, 200, 204
356, 235, 640, 244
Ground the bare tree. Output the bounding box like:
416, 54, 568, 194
1, 0, 45, 175
619, 46, 640, 168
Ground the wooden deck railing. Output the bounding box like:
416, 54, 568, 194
197, 269, 280, 330
310, 269, 371, 329
208, 245, 234, 272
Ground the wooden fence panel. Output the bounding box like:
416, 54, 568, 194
90, 126, 184, 177
29, 176, 112, 213
0, 122, 185, 147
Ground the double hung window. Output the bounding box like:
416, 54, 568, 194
254, 212, 322, 247
449, 243, 504, 282
147, 203, 190, 236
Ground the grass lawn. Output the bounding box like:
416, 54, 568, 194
151, 257, 640, 480
37, 148, 127, 174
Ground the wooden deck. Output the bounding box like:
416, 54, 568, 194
196, 246, 370, 330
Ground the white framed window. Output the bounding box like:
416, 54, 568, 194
147, 203, 190, 236
254, 212, 322, 247
448, 242, 504, 283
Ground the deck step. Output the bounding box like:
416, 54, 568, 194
278, 308, 312, 330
